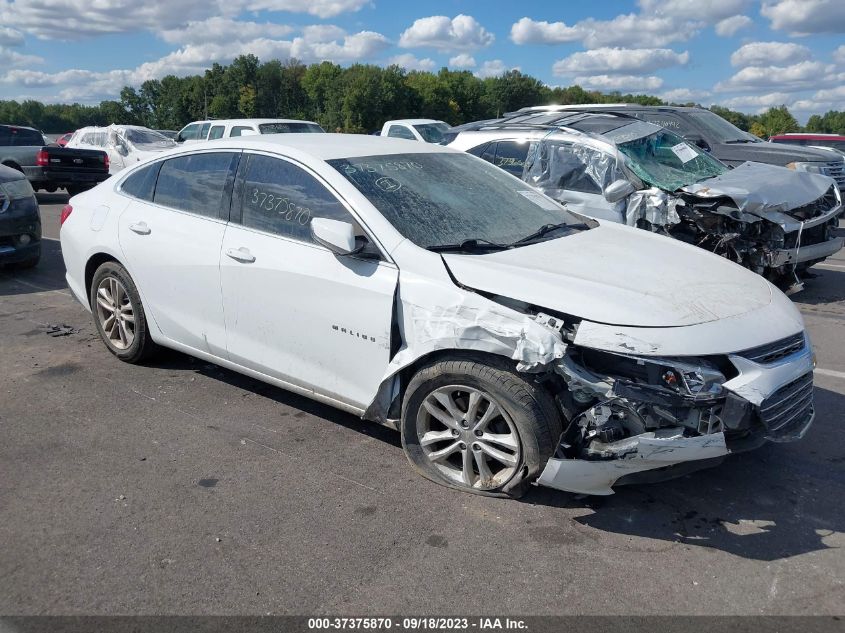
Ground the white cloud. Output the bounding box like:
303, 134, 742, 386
301, 24, 347, 42
388, 53, 436, 71
448, 53, 475, 68
399, 14, 494, 51
660, 87, 710, 102
730, 42, 812, 67
474, 60, 518, 79
510, 14, 698, 48
0, 0, 369, 40
717, 92, 795, 109
290, 30, 389, 62
715, 14, 753, 36
833, 45, 845, 65
761, 0, 845, 35
159, 17, 294, 46
0, 26, 24, 46
553, 48, 689, 77
715, 60, 834, 92
0, 47, 43, 68
639, 0, 752, 23
509, 17, 580, 45
242, 0, 370, 19
578, 14, 699, 48
573, 74, 664, 91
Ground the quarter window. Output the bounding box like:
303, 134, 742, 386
238, 154, 352, 243
120, 162, 161, 202
230, 126, 253, 137
153, 152, 238, 218
387, 125, 416, 140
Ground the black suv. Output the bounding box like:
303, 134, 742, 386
505, 105, 845, 190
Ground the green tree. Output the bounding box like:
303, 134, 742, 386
758, 105, 799, 136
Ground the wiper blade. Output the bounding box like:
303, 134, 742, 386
724, 139, 754, 144
507, 222, 576, 247
427, 238, 510, 253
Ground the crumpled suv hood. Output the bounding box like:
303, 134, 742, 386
680, 161, 837, 220
443, 222, 773, 328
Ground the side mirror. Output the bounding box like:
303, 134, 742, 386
683, 133, 709, 151
603, 179, 636, 203
311, 218, 357, 255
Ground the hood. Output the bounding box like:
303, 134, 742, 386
681, 161, 836, 219
714, 140, 840, 166
442, 223, 772, 328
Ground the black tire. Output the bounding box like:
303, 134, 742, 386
401, 355, 562, 498
89, 261, 158, 363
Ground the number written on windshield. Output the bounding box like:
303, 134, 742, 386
250, 188, 311, 225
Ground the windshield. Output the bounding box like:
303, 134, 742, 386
259, 122, 325, 134
124, 128, 175, 146
688, 110, 759, 143
413, 122, 450, 143
327, 153, 592, 250
617, 128, 728, 191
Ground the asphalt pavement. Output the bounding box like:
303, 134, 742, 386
0, 192, 843, 615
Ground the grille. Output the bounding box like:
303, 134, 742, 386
737, 332, 805, 364
821, 160, 845, 189
789, 185, 839, 221
759, 372, 814, 436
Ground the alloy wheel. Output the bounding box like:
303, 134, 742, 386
95, 276, 136, 350
417, 386, 521, 490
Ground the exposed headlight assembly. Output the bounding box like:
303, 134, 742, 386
0, 179, 34, 213
786, 161, 824, 174
579, 348, 726, 401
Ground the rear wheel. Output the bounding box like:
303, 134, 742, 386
401, 356, 561, 497
89, 261, 158, 363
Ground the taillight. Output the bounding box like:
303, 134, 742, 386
36, 150, 49, 166
60, 204, 73, 225
103, 153, 109, 170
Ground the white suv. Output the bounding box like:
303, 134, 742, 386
60, 134, 815, 497
176, 118, 324, 144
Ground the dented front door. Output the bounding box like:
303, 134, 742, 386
219, 153, 399, 410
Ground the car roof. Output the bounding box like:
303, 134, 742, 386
186, 118, 321, 127
771, 133, 845, 140
167, 133, 461, 160
384, 119, 445, 125
0, 123, 41, 132
510, 104, 706, 115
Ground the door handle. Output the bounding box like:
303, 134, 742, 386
225, 247, 256, 263
128, 222, 151, 235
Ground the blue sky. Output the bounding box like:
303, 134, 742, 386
0, 0, 843, 121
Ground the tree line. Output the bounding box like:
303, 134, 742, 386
1, 54, 843, 137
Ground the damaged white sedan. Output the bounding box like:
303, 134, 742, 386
60, 135, 816, 497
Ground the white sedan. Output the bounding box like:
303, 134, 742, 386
60, 134, 816, 497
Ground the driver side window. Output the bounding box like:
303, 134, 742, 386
236, 154, 357, 245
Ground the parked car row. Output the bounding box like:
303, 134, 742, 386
60, 132, 822, 497
445, 110, 843, 289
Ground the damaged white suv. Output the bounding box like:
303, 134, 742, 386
446, 111, 843, 289
60, 134, 816, 497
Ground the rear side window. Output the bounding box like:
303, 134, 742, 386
387, 125, 416, 140
10, 128, 44, 146
120, 162, 162, 202
230, 126, 253, 137
153, 152, 238, 218
199, 123, 211, 140
208, 125, 225, 140
0, 127, 11, 145
237, 154, 352, 243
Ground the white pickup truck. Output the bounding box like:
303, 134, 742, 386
379, 119, 450, 143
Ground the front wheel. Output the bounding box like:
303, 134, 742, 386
89, 261, 158, 363
401, 356, 561, 497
